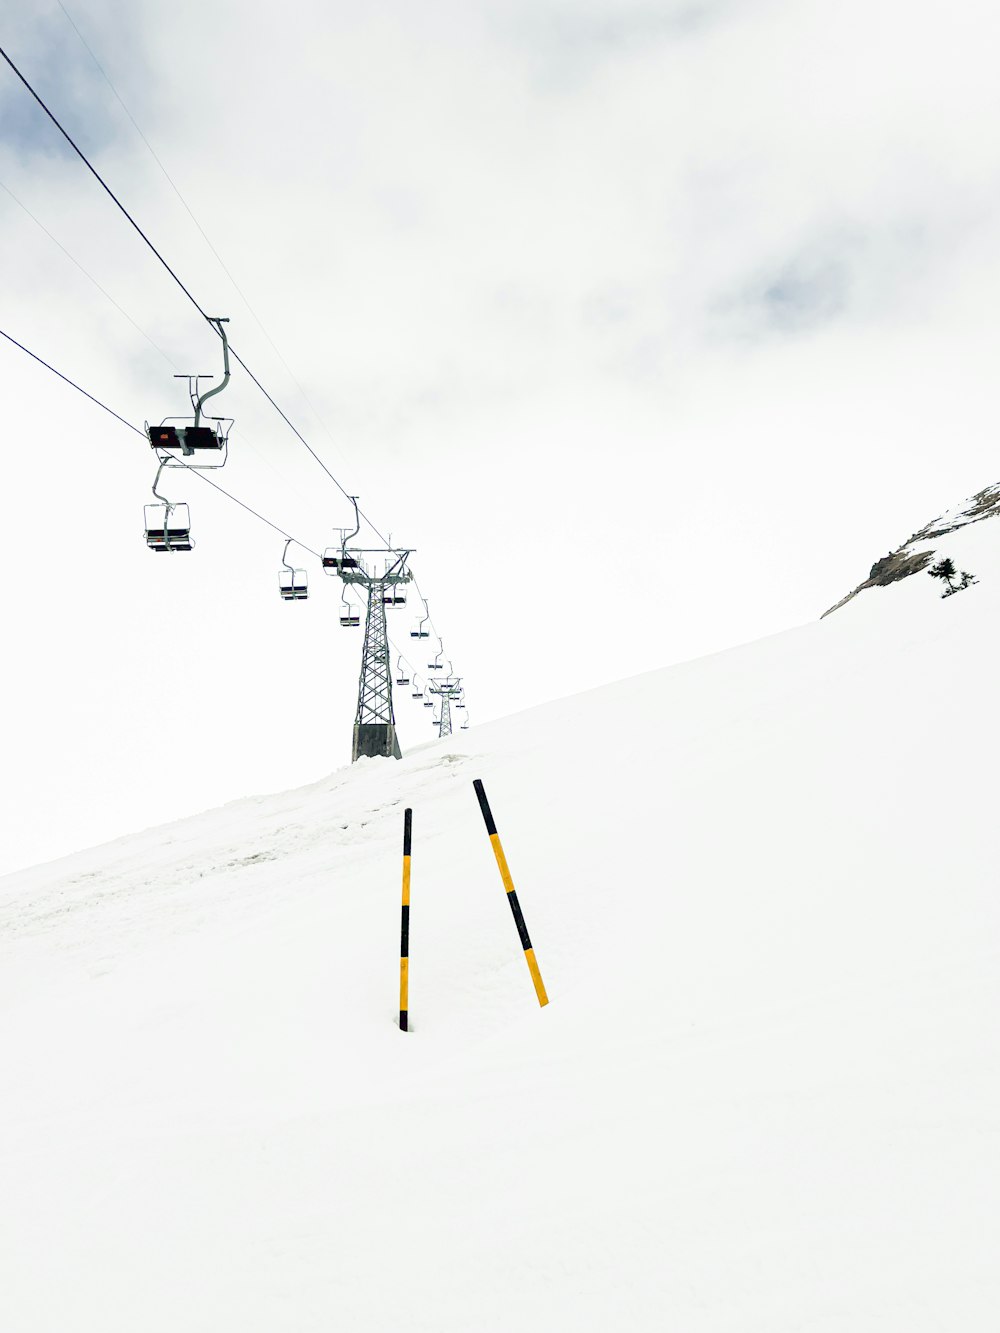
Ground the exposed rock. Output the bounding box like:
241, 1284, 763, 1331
823, 484, 999, 617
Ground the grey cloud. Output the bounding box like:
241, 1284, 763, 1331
493, 0, 740, 86
0, 8, 132, 163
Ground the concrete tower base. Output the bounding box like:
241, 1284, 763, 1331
352, 722, 402, 762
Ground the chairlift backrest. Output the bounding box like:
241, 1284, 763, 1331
148, 423, 226, 457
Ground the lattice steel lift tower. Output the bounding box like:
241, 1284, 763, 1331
430, 677, 462, 739
323, 499, 413, 762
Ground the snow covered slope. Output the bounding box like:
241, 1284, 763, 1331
3, 518, 1000, 1331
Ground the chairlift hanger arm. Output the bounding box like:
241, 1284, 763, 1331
341, 496, 361, 554
193, 317, 231, 426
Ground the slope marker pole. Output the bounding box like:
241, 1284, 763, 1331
472, 779, 549, 1007
399, 808, 411, 1031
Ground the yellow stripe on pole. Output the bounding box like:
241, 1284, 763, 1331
524, 948, 548, 1007
489, 832, 516, 895
402, 855, 411, 906
400, 956, 409, 1011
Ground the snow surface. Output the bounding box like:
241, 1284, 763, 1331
3, 513, 1000, 1331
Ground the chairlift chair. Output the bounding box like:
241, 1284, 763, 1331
279, 570, 308, 600
325, 498, 363, 575
278, 541, 308, 600
410, 598, 431, 638
147, 317, 233, 466
339, 597, 361, 628
143, 501, 193, 552
382, 589, 406, 607
395, 656, 410, 686
428, 642, 445, 671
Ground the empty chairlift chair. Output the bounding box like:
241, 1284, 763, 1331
395, 656, 410, 686
278, 539, 308, 601
279, 568, 309, 600
410, 598, 431, 638
144, 501, 193, 552
340, 597, 361, 628
146, 316, 234, 467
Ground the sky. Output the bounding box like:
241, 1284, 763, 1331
1, 0, 999, 873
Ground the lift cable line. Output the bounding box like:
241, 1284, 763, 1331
0, 42, 387, 544
0, 176, 180, 373
0, 327, 145, 438
0, 326, 319, 556
53, 0, 359, 485
0, 320, 451, 715
0, 44, 468, 737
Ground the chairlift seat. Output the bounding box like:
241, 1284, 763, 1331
146, 531, 193, 551
149, 424, 224, 455
410, 629, 429, 638
340, 614, 361, 627
148, 425, 182, 451
183, 425, 224, 450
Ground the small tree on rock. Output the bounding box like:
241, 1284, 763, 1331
929, 557, 958, 594
928, 556, 978, 597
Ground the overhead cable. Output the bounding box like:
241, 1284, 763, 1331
0, 325, 318, 556
0, 41, 386, 540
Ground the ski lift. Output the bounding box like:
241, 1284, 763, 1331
423, 696, 434, 709
324, 498, 362, 575
278, 539, 308, 601
461, 712, 470, 731
382, 588, 406, 607
411, 675, 425, 700
410, 598, 431, 639
147, 317, 233, 464
428, 641, 445, 671
340, 595, 361, 628
143, 459, 193, 552
395, 656, 410, 686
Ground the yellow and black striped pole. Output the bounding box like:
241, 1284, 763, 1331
399, 808, 412, 1031
473, 779, 549, 1007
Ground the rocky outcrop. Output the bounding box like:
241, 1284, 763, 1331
822, 484, 1000, 618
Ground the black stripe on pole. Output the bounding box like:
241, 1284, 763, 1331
473, 778, 497, 835
400, 806, 412, 1032
506, 890, 533, 952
